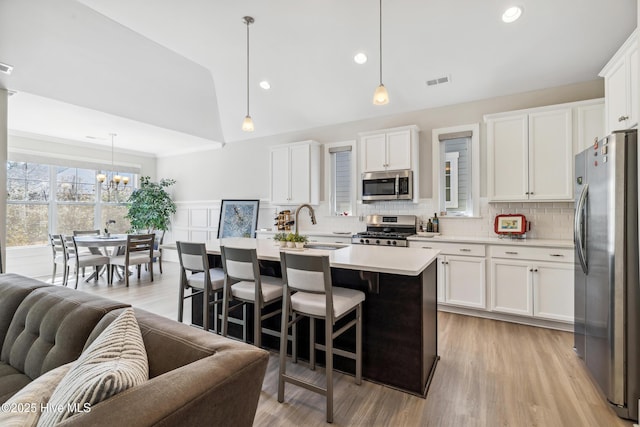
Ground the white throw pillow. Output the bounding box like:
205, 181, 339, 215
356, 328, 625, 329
37, 308, 149, 427
0, 363, 72, 427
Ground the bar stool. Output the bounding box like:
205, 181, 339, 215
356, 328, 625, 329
220, 245, 284, 348
277, 251, 365, 423
176, 241, 225, 333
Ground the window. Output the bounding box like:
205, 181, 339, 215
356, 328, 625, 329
432, 124, 480, 217
6, 161, 136, 247
325, 141, 356, 216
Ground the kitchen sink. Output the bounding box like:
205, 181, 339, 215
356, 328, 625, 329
304, 243, 347, 250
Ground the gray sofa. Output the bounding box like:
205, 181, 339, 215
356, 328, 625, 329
0, 273, 269, 426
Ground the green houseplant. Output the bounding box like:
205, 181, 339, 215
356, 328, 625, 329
126, 176, 177, 233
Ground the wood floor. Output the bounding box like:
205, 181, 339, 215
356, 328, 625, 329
47, 261, 634, 427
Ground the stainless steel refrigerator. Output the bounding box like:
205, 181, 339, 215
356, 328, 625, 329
574, 129, 640, 420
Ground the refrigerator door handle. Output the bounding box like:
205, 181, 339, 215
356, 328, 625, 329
574, 184, 588, 274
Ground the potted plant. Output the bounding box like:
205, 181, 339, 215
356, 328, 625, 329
273, 232, 287, 247
285, 232, 296, 248
292, 233, 308, 249
126, 176, 177, 233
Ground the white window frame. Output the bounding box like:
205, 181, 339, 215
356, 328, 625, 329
324, 140, 357, 216
432, 123, 480, 217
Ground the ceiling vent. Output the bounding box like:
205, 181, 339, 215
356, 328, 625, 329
0, 62, 14, 75
426, 75, 450, 87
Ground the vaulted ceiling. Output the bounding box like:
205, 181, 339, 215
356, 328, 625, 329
0, 0, 636, 156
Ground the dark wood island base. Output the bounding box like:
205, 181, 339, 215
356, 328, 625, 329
192, 257, 438, 397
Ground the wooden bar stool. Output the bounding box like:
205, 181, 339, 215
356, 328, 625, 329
277, 251, 365, 423
176, 241, 225, 333
220, 245, 285, 349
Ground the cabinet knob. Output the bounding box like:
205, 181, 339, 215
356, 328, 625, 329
534, 269, 538, 272
619, 115, 630, 122
525, 192, 529, 195
529, 192, 534, 195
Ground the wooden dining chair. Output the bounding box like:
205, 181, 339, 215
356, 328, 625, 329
73, 230, 102, 277
108, 234, 155, 286
64, 235, 110, 289
49, 234, 69, 286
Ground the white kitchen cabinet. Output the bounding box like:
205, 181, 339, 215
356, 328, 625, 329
270, 140, 320, 205
574, 100, 605, 152
486, 107, 572, 202
489, 246, 574, 323
409, 241, 485, 309
600, 29, 638, 134
359, 126, 418, 172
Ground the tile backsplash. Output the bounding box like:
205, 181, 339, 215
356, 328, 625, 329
293, 198, 574, 241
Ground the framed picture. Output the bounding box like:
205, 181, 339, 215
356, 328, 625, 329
217, 199, 260, 238
494, 214, 527, 235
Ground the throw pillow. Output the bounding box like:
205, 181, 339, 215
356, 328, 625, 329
0, 363, 72, 427
37, 308, 148, 427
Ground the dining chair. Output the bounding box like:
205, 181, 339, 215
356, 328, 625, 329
108, 233, 155, 286
73, 229, 102, 277
49, 234, 69, 286
64, 235, 110, 289
220, 245, 285, 349
176, 241, 225, 333
278, 251, 365, 423
147, 230, 165, 274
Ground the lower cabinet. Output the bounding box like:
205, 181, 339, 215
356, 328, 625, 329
439, 254, 486, 309
409, 241, 486, 309
489, 246, 574, 323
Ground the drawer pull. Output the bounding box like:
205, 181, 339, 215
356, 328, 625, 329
421, 246, 433, 249
549, 254, 564, 257
459, 248, 472, 252
505, 251, 518, 255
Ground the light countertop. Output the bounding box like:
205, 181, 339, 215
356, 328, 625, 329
165, 238, 438, 276
407, 235, 573, 248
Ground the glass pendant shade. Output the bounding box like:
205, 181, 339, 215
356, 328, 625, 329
373, 84, 389, 105
242, 115, 255, 132
96, 173, 107, 183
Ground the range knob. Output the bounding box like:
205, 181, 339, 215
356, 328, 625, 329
365, 239, 370, 244
360, 239, 365, 244
375, 240, 380, 245
392, 240, 397, 246
386, 240, 391, 245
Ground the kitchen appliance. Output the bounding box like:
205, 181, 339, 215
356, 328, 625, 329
361, 170, 413, 201
352, 214, 417, 247
574, 129, 640, 420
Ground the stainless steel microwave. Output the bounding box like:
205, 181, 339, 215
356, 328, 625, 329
362, 170, 413, 201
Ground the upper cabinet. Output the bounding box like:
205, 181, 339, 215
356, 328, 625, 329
359, 126, 418, 172
486, 107, 573, 202
574, 99, 605, 152
599, 29, 638, 134
270, 140, 320, 205
358, 125, 420, 202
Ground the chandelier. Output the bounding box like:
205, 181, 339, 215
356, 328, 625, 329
96, 133, 129, 192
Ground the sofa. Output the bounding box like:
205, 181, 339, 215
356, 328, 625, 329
0, 273, 269, 426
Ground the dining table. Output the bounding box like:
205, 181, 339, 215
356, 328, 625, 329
73, 234, 129, 281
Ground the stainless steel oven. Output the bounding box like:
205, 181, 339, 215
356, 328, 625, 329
362, 170, 413, 201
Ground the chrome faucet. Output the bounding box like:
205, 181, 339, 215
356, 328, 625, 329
294, 204, 317, 234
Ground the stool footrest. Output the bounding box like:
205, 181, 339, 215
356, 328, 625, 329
282, 373, 327, 397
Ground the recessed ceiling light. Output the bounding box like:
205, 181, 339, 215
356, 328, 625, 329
354, 53, 368, 65
0, 62, 14, 75
259, 80, 271, 90
502, 6, 523, 23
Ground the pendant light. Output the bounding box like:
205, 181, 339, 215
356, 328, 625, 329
96, 133, 129, 188
373, 0, 389, 105
242, 16, 255, 132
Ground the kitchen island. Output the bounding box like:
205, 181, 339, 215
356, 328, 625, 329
170, 238, 439, 396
